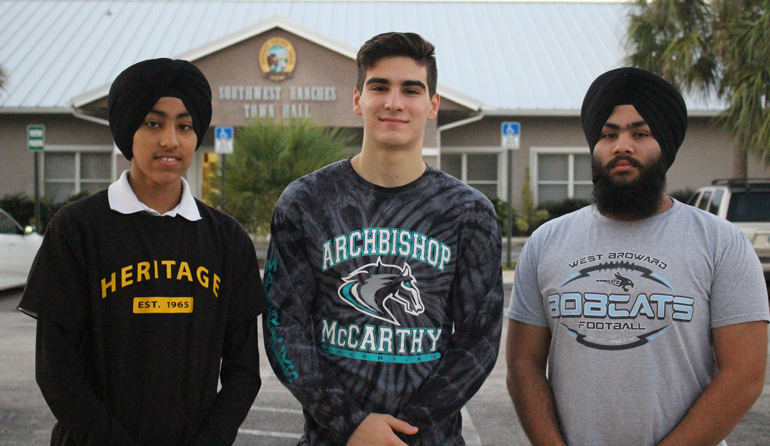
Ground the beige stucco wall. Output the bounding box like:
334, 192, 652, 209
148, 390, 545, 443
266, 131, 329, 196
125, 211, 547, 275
439, 115, 770, 208
670, 118, 770, 191
3, 108, 769, 207
439, 116, 586, 208
194, 28, 445, 149
4, 28, 769, 209
195, 29, 361, 129
0, 114, 114, 198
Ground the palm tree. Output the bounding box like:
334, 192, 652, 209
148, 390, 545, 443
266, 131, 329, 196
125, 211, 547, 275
716, 1, 770, 168
626, 0, 770, 177
0, 65, 7, 91
211, 118, 353, 235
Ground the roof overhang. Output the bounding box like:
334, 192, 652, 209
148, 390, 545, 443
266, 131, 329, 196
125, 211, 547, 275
480, 107, 722, 118
0, 107, 71, 114
436, 85, 482, 111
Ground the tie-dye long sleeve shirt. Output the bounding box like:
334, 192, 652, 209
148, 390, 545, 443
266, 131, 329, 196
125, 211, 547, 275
263, 159, 503, 445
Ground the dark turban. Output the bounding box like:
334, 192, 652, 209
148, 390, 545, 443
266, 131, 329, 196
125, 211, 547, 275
108, 58, 212, 160
581, 67, 687, 170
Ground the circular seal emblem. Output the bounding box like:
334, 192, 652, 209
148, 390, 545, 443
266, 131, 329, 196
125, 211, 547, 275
259, 37, 296, 82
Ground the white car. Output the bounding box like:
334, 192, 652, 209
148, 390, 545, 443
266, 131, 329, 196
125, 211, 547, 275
687, 179, 770, 281
0, 208, 43, 291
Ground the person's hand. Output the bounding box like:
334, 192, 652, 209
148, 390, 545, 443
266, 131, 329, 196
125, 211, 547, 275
346, 413, 418, 446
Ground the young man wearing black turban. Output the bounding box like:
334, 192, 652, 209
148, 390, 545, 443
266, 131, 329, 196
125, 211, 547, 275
18, 58, 266, 446
505, 67, 769, 446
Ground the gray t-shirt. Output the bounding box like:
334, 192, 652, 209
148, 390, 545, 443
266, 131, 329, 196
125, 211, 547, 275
506, 199, 769, 446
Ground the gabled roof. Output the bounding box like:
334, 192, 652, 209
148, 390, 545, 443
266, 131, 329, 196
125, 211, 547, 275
0, 1, 721, 114
69, 14, 484, 111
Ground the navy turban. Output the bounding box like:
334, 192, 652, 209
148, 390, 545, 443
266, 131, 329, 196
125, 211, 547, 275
108, 58, 212, 161
581, 67, 687, 170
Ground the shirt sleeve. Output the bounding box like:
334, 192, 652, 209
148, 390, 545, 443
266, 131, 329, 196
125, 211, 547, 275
396, 199, 504, 435
506, 231, 549, 327
194, 227, 266, 445
21, 211, 137, 444
18, 208, 91, 331
35, 318, 140, 446
710, 228, 770, 328
262, 195, 369, 442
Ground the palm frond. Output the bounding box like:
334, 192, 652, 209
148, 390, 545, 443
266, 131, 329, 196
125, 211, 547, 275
211, 118, 353, 234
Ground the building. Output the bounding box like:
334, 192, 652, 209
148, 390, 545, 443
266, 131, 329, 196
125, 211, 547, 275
2, 0, 768, 213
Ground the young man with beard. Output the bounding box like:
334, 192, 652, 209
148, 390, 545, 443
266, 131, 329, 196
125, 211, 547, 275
505, 67, 769, 446
263, 32, 503, 446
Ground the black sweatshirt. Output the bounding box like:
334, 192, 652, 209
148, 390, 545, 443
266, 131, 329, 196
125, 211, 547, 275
19, 191, 266, 446
263, 160, 503, 445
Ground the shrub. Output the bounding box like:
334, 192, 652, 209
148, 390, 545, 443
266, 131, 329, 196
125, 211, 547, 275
516, 167, 549, 235
1, 191, 89, 233
538, 198, 592, 220
211, 119, 353, 235
0, 193, 35, 226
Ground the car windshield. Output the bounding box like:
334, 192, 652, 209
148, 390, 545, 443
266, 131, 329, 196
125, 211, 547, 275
726, 190, 770, 222
0, 211, 22, 234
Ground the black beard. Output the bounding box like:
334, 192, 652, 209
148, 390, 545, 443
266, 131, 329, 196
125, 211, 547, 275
592, 154, 668, 220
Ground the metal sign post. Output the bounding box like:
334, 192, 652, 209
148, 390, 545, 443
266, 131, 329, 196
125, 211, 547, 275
502, 122, 520, 268
215, 126, 234, 209
27, 124, 45, 232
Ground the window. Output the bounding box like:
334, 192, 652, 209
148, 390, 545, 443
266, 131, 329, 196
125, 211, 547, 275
687, 192, 701, 206
531, 148, 592, 205
441, 151, 502, 199
696, 191, 712, 211
0, 211, 21, 234
726, 190, 770, 222
44, 147, 113, 204
709, 189, 724, 215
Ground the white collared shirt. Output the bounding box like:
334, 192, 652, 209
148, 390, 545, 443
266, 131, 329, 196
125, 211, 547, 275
108, 170, 201, 221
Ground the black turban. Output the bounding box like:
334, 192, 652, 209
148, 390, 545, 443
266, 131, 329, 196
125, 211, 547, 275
581, 67, 687, 170
108, 58, 212, 161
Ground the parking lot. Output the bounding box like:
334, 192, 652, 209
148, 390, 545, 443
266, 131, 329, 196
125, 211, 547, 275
1, 283, 769, 445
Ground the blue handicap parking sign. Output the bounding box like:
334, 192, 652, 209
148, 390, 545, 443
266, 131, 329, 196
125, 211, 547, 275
216, 126, 233, 140
501, 122, 521, 149
502, 122, 520, 136
215, 126, 234, 154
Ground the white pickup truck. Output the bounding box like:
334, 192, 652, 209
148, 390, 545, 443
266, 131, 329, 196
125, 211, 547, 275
687, 179, 770, 282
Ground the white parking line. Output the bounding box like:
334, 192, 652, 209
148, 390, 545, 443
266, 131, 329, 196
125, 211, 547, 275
242, 409, 482, 443
257, 387, 294, 394
250, 406, 303, 415
462, 407, 482, 446
237, 428, 302, 439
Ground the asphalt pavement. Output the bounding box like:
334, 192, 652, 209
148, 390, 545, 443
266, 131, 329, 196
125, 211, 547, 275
1, 283, 769, 445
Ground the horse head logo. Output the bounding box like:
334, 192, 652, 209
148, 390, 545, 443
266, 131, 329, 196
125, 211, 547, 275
337, 258, 424, 326
596, 271, 636, 292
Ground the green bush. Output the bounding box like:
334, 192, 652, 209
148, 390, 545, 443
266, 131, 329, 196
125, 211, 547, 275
0, 193, 35, 226
1, 191, 89, 233
488, 196, 528, 236
211, 119, 353, 235
516, 167, 549, 235
489, 169, 591, 237
538, 198, 592, 220
487, 196, 512, 234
